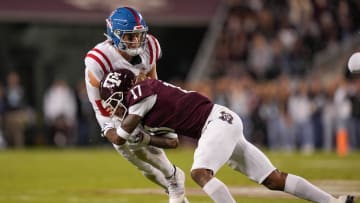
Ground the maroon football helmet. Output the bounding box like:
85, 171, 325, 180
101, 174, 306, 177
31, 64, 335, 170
99, 69, 136, 118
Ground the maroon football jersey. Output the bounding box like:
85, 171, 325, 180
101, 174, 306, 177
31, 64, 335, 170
126, 79, 214, 139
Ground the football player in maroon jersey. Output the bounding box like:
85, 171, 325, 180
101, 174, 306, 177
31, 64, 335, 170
100, 69, 355, 203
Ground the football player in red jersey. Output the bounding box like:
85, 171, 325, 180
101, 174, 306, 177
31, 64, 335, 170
100, 69, 355, 203
84, 7, 188, 203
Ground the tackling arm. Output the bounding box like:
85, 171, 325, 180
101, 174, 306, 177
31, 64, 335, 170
103, 113, 179, 148
102, 114, 141, 145
149, 135, 179, 149
121, 113, 179, 148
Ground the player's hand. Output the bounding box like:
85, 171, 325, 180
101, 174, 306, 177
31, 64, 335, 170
128, 131, 151, 149
111, 116, 122, 127
101, 121, 116, 137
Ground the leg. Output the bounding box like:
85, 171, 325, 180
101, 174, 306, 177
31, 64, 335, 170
115, 144, 188, 203
132, 146, 188, 203
228, 138, 352, 203
262, 169, 354, 203
191, 168, 235, 203
191, 105, 242, 203
112, 144, 168, 189
132, 146, 175, 178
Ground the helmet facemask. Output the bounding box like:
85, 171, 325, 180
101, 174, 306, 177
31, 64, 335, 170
115, 29, 147, 56
103, 91, 127, 121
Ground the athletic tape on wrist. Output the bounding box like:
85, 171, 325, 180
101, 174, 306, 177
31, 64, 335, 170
116, 127, 130, 140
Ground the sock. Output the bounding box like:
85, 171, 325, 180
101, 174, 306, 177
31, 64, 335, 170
203, 177, 236, 203
284, 174, 336, 203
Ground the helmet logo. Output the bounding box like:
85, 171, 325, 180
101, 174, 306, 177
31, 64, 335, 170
134, 25, 145, 30
103, 72, 122, 89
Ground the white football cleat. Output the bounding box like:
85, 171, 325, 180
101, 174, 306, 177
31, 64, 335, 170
167, 166, 188, 203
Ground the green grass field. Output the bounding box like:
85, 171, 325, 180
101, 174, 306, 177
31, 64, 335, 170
0, 147, 359, 203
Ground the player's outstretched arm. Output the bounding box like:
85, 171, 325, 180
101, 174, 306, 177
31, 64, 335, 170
122, 114, 179, 148
149, 135, 179, 149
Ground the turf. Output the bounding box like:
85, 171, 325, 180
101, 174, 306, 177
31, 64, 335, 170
0, 147, 359, 203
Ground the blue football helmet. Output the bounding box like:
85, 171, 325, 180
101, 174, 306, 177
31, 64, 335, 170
105, 7, 148, 56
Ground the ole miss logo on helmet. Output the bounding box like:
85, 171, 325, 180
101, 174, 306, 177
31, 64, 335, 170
134, 25, 145, 30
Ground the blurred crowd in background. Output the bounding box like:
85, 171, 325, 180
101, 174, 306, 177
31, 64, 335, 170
212, 0, 360, 79
0, 0, 360, 154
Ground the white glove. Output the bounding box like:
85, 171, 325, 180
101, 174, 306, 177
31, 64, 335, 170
101, 121, 115, 137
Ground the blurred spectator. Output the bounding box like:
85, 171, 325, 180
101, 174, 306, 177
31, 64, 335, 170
212, 76, 231, 107
3, 71, 28, 148
288, 0, 313, 29
333, 77, 352, 148
322, 82, 337, 152
0, 84, 6, 149
75, 80, 98, 146
348, 77, 360, 150
228, 75, 254, 139
336, 0, 353, 39
43, 79, 77, 147
288, 79, 314, 154
262, 75, 294, 151
247, 32, 273, 79
308, 77, 326, 149
248, 83, 267, 147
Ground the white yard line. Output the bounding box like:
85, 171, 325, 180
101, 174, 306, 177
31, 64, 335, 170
100, 180, 360, 198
